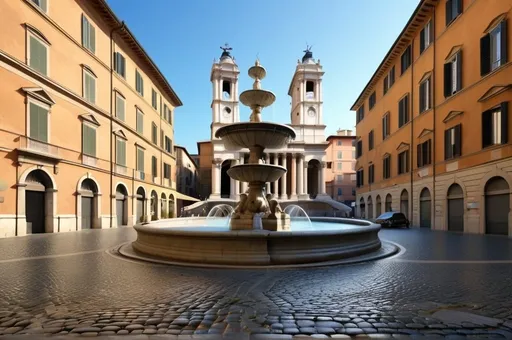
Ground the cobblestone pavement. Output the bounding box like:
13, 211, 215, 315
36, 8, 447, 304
0, 227, 512, 338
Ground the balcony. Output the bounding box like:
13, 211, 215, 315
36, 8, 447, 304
115, 164, 128, 175
17, 136, 60, 163
81, 154, 98, 167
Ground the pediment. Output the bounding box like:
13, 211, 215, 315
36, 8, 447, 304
483, 13, 508, 33
419, 70, 432, 84
81, 64, 97, 78
396, 142, 410, 152
135, 142, 146, 150
79, 113, 100, 126
21, 87, 56, 106
383, 152, 391, 158
418, 128, 433, 139
478, 85, 512, 102
113, 129, 127, 140
445, 45, 462, 61
443, 110, 464, 123
24, 23, 51, 45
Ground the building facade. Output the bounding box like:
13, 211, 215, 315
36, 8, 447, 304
325, 129, 356, 208
0, 0, 195, 238
175, 145, 199, 214
352, 0, 512, 236
207, 48, 329, 201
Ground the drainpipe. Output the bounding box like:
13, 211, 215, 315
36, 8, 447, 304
109, 22, 125, 229
432, 10, 437, 229
410, 39, 415, 222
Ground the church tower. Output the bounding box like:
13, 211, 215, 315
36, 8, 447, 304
210, 45, 240, 139
288, 47, 324, 126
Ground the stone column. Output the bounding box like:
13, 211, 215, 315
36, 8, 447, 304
297, 155, 306, 199
303, 161, 309, 199
240, 154, 248, 194
265, 153, 271, 195
210, 159, 222, 199
280, 153, 287, 200
290, 153, 298, 200
317, 161, 328, 198
273, 153, 279, 197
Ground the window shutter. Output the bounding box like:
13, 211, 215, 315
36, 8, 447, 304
420, 27, 425, 52
390, 66, 395, 86
383, 77, 388, 94
398, 100, 403, 127
90, 127, 96, 157
456, 51, 462, 91
39, 107, 48, 143
444, 129, 450, 160
482, 110, 491, 148
501, 102, 509, 144
419, 82, 425, 112
39, 0, 47, 11
427, 139, 432, 165
446, 0, 453, 26
444, 62, 452, 97
454, 125, 462, 156
405, 95, 409, 122
480, 34, 491, 76
82, 14, 87, 47
90, 25, 96, 53
361, 170, 364, 186
90, 76, 96, 103
501, 20, 508, 65
417, 144, 422, 167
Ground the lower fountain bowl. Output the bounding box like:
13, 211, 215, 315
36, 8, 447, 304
227, 164, 285, 183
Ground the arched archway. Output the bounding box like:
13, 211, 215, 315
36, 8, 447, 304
485, 177, 510, 235
307, 159, 321, 198
220, 160, 232, 198
420, 188, 431, 228
161, 192, 167, 219
136, 187, 146, 223
367, 196, 373, 219
24, 169, 55, 234
115, 183, 128, 226
385, 194, 392, 212
359, 197, 366, 219
150, 190, 158, 221
79, 178, 99, 229
400, 189, 409, 218
168, 193, 175, 218
447, 183, 464, 232
376, 195, 382, 217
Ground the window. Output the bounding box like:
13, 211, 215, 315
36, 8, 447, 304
369, 164, 375, 184
352, 162, 356, 171
337, 151, 343, 159
481, 21, 508, 76
420, 21, 432, 54
382, 112, 390, 139
83, 68, 96, 103
350, 174, 356, 181
444, 124, 462, 160
114, 52, 126, 78
398, 94, 410, 127
151, 122, 157, 144
164, 163, 171, 179
136, 70, 144, 96
28, 34, 48, 76
327, 162, 332, 169
369, 92, 376, 110
82, 123, 96, 157
383, 155, 391, 179
356, 168, 364, 188
369, 130, 374, 150
444, 51, 462, 97
383, 66, 395, 94
306, 81, 315, 98
417, 139, 432, 168
163, 104, 172, 124
337, 188, 342, 196
136, 147, 145, 179
356, 140, 363, 158
398, 150, 409, 174
401, 45, 412, 74
115, 93, 125, 121
337, 162, 342, 170
165, 136, 172, 153
336, 175, 343, 183
356, 105, 365, 123
482, 102, 508, 148
352, 188, 356, 196
160, 129, 164, 148
446, 0, 462, 26
29, 101, 49, 142
419, 77, 431, 113
116, 138, 126, 166
81, 15, 95, 53
337, 140, 342, 146
30, 0, 47, 12
136, 108, 144, 134
152, 156, 157, 179
152, 89, 158, 109
222, 80, 231, 99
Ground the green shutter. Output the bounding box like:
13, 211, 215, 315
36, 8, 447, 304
29, 103, 39, 140
137, 148, 144, 171
30, 103, 48, 142
116, 139, 126, 165
90, 24, 95, 53
30, 36, 47, 75
83, 124, 96, 157
39, 0, 47, 11
89, 74, 96, 103
82, 15, 88, 47
116, 95, 125, 121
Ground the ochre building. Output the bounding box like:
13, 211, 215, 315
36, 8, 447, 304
352, 0, 512, 235
0, 0, 195, 238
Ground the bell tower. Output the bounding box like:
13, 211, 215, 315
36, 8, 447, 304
211, 44, 240, 139
288, 46, 324, 126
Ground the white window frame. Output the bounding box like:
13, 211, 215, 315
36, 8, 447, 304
491, 107, 502, 145
82, 68, 97, 104
490, 24, 502, 71
30, 0, 48, 13
26, 29, 50, 76
26, 97, 51, 143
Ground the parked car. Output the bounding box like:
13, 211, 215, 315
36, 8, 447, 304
375, 212, 410, 228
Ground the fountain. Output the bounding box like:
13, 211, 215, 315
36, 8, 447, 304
122, 56, 395, 267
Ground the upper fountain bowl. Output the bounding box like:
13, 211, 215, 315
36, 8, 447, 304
239, 89, 276, 108
215, 122, 296, 150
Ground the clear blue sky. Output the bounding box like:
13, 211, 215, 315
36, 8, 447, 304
106, 0, 419, 154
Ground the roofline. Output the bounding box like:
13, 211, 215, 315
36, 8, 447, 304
174, 145, 198, 169
196, 140, 212, 154
350, 0, 435, 111
326, 135, 356, 141
91, 0, 183, 107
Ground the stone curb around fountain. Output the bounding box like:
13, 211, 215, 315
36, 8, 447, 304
113, 241, 399, 270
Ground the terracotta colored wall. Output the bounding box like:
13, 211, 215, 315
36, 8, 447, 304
325, 136, 356, 202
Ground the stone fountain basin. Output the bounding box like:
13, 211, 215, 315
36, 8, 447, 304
239, 89, 276, 108
128, 217, 383, 267
215, 122, 296, 150
227, 164, 285, 183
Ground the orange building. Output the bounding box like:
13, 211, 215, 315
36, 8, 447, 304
0, 0, 196, 238
352, 0, 512, 236
325, 129, 356, 208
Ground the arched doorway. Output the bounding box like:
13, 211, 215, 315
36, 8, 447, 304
420, 188, 431, 228
385, 194, 392, 212
376, 195, 382, 217
308, 159, 320, 198
150, 190, 158, 221
447, 184, 464, 232
485, 177, 510, 235
80, 178, 98, 229
400, 189, 409, 218
367, 196, 373, 219
136, 187, 146, 223
168, 193, 175, 218
115, 184, 128, 227
359, 197, 366, 219
220, 160, 232, 198
161, 193, 167, 219
25, 169, 54, 234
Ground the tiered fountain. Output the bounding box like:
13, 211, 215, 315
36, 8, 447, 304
122, 58, 393, 267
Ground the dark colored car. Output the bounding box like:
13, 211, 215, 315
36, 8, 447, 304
375, 212, 410, 228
